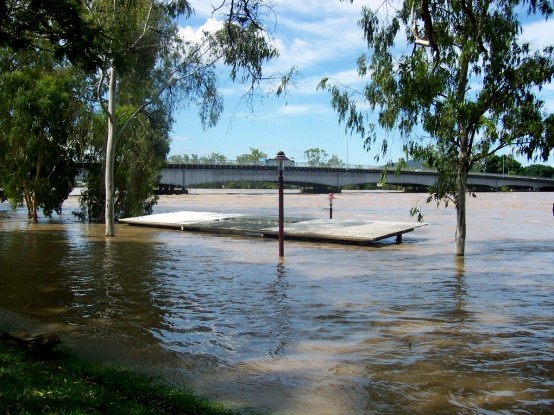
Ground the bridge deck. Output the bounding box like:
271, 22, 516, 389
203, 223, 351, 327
119, 211, 427, 245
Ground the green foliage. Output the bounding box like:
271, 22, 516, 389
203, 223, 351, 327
215, 22, 278, 85
88, 1, 290, 234
0, 49, 86, 222
236, 147, 268, 162
170, 152, 228, 164
77, 105, 171, 221
473, 154, 524, 174
523, 163, 554, 178
303, 148, 344, 167
79, 0, 192, 225
320, 0, 554, 255
168, 153, 229, 164
203, 152, 228, 164
0, 0, 103, 70
115, 109, 170, 219
210, 1, 279, 89
168, 154, 197, 163
326, 154, 344, 167
304, 148, 329, 166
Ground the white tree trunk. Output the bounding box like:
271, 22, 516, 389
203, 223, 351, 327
105, 66, 117, 237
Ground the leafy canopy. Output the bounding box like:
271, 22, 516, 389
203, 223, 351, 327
1, 0, 103, 69
321, 0, 554, 194
320, 0, 554, 255
0, 49, 85, 221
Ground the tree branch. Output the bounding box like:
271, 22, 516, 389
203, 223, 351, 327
411, 1, 439, 71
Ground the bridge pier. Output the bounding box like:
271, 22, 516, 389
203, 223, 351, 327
300, 186, 341, 194
155, 184, 187, 195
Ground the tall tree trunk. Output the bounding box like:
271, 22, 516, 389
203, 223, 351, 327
455, 145, 469, 256
454, 45, 471, 257
455, 182, 466, 256
31, 202, 38, 223
22, 183, 37, 223
105, 66, 117, 237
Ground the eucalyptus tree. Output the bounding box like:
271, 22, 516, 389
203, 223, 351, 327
76, 102, 172, 221
523, 164, 554, 178
201, 152, 228, 164
320, 0, 554, 255
168, 154, 197, 163
473, 154, 523, 174
304, 148, 329, 166
0, 49, 87, 222
303, 149, 343, 166
326, 154, 345, 167
1, 0, 102, 69
88, 0, 289, 236
236, 147, 268, 162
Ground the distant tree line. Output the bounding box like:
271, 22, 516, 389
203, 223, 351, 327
472, 155, 554, 178
168, 147, 345, 167
166, 147, 346, 190
168, 148, 554, 179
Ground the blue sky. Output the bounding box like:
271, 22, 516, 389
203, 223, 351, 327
170, 0, 554, 167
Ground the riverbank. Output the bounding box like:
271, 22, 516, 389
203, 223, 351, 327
0, 340, 239, 415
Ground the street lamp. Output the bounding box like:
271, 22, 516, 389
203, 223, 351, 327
273, 151, 289, 258
327, 193, 335, 219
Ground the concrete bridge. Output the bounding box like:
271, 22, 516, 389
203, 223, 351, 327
158, 162, 554, 192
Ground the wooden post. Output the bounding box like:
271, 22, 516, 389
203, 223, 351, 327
278, 169, 284, 257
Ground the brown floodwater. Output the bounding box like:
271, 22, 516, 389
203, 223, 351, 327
0, 190, 553, 414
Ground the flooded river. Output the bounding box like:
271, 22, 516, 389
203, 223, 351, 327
0, 191, 553, 414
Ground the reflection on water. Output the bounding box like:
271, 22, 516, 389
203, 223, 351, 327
0, 192, 553, 414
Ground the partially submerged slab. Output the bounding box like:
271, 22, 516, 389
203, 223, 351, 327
260, 219, 426, 244
119, 211, 426, 245
120, 211, 242, 226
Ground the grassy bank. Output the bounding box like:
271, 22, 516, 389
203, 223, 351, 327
0, 341, 240, 415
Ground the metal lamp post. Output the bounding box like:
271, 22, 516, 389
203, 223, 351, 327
273, 151, 289, 258
327, 193, 335, 219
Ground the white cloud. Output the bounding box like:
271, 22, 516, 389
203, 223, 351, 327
521, 19, 554, 50
273, 14, 366, 69
278, 104, 331, 116
276, 0, 385, 18
178, 17, 222, 43
323, 68, 364, 86
186, 0, 217, 18
181, 1, 369, 75
540, 84, 554, 112
171, 134, 191, 143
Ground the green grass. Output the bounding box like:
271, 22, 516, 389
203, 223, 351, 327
0, 342, 239, 415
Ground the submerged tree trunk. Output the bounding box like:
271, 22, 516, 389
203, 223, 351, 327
22, 183, 38, 223
455, 144, 469, 256
455, 182, 466, 256
105, 66, 117, 237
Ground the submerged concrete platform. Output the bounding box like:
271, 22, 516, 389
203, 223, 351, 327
119, 211, 426, 245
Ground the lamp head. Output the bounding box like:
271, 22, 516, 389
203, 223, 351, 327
274, 151, 289, 173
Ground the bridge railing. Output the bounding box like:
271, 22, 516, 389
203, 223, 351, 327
164, 160, 548, 179
164, 160, 454, 176
165, 159, 387, 170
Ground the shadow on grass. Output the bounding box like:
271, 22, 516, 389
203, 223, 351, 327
0, 342, 245, 415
